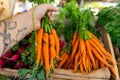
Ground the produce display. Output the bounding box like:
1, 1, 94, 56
0, 0, 117, 79
55, 0, 116, 77
97, 3, 120, 48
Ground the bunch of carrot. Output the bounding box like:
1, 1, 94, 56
57, 30, 116, 77
35, 17, 60, 74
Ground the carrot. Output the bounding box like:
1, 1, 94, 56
86, 55, 91, 73
74, 51, 80, 73
85, 55, 89, 73
60, 50, 66, 59
41, 49, 44, 65
91, 38, 114, 65
42, 32, 50, 73
89, 39, 106, 60
85, 40, 96, 70
88, 32, 114, 65
100, 61, 105, 68
88, 56, 92, 72
51, 28, 60, 58
87, 31, 100, 42
79, 38, 87, 72
58, 51, 69, 68
68, 60, 73, 69
91, 46, 112, 68
95, 57, 99, 70
66, 38, 79, 67
72, 32, 77, 46
79, 60, 84, 73
71, 38, 79, 59
49, 34, 56, 69
109, 66, 117, 77
36, 27, 44, 67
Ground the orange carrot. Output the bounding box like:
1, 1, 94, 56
91, 38, 114, 65
71, 38, 79, 60
58, 51, 69, 68
89, 39, 106, 60
88, 31, 100, 42
100, 61, 105, 68
88, 56, 92, 72
79, 38, 87, 72
49, 34, 56, 69
79, 60, 84, 73
72, 32, 77, 46
42, 32, 50, 73
91, 46, 112, 68
51, 28, 60, 58
66, 38, 79, 67
36, 27, 44, 67
95, 57, 99, 70
68, 60, 73, 69
85, 40, 96, 70
74, 51, 80, 73
109, 66, 117, 77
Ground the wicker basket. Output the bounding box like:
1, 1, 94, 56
0, 25, 119, 80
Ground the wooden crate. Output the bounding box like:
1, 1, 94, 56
96, 24, 120, 80
49, 67, 110, 80
0, 67, 110, 80
0, 25, 119, 80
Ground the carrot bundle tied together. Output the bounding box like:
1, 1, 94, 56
57, 30, 116, 77
35, 27, 60, 74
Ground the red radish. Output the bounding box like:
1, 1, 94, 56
17, 48, 24, 55
11, 54, 20, 62
14, 61, 25, 69
2, 50, 13, 59
59, 40, 65, 48
18, 61, 25, 68
14, 63, 20, 69
25, 33, 31, 39
4, 60, 12, 68
0, 58, 5, 68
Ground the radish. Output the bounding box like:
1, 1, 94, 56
2, 50, 13, 59
14, 61, 25, 69
18, 61, 25, 68
0, 58, 5, 68
11, 54, 20, 62
17, 48, 24, 55
59, 40, 65, 48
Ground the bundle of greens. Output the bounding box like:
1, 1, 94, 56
54, 0, 96, 43
97, 3, 120, 48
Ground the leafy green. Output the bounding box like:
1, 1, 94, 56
11, 43, 19, 51
36, 66, 46, 80
21, 32, 36, 66
97, 3, 120, 48
54, 0, 97, 41
18, 69, 31, 78
20, 38, 29, 45
18, 65, 46, 80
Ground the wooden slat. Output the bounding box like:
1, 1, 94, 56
49, 67, 110, 80
0, 67, 110, 80
0, 68, 18, 77
106, 33, 120, 80
97, 25, 120, 80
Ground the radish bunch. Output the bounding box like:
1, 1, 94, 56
0, 48, 25, 69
